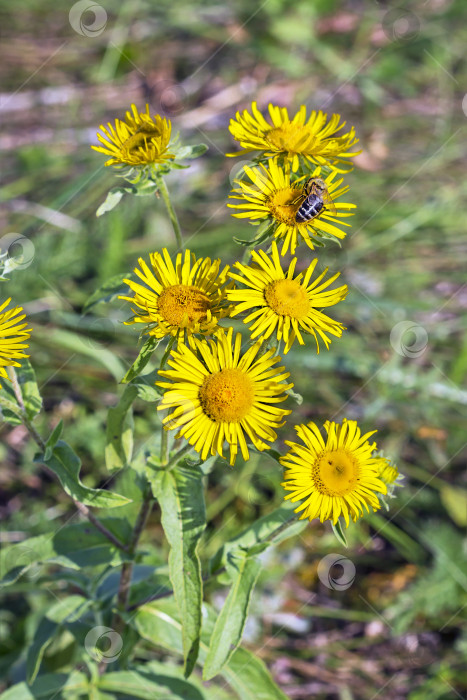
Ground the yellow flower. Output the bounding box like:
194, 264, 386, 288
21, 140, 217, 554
280, 419, 387, 527
157, 327, 292, 465
228, 159, 355, 255
227, 242, 347, 354
92, 104, 175, 169
227, 102, 360, 172
120, 249, 233, 345
376, 458, 400, 486
0, 298, 32, 388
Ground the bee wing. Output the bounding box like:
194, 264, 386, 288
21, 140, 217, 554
320, 187, 337, 216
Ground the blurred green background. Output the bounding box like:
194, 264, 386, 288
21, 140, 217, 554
1, 0, 466, 698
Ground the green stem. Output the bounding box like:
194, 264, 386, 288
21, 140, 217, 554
128, 512, 299, 611
111, 489, 154, 644
166, 442, 193, 471
160, 427, 169, 466
156, 175, 183, 249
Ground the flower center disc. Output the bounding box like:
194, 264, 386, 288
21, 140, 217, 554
313, 448, 359, 496
265, 279, 309, 318
199, 368, 254, 422
124, 125, 162, 156
266, 124, 314, 153
268, 187, 303, 224
158, 284, 210, 327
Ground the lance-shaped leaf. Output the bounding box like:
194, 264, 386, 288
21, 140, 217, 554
121, 337, 160, 384
210, 500, 306, 574
0, 519, 131, 586
0, 672, 89, 699
105, 385, 138, 472
83, 272, 133, 313
128, 601, 288, 700
149, 461, 206, 678
0, 359, 42, 425
37, 441, 131, 508
27, 595, 91, 684
203, 546, 262, 679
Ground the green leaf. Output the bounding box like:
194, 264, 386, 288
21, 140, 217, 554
210, 501, 305, 574
128, 601, 288, 700
44, 420, 64, 460
27, 596, 91, 684
331, 519, 348, 548
0, 392, 23, 426
203, 548, 261, 679
96, 187, 135, 217
440, 484, 467, 526
149, 461, 206, 677
105, 385, 138, 472
175, 143, 208, 160
98, 667, 205, 699
121, 337, 160, 384
129, 369, 163, 403
16, 359, 42, 420
0, 519, 131, 586
33, 327, 125, 381
0, 359, 42, 425
37, 441, 131, 508
83, 273, 133, 313
0, 672, 89, 699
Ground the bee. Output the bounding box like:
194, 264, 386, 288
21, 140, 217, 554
294, 177, 336, 224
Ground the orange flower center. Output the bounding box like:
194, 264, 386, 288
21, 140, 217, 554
313, 448, 359, 496
158, 284, 210, 327
267, 187, 303, 225
264, 279, 309, 319
199, 368, 254, 422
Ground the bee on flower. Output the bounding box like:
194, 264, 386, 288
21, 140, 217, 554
228, 159, 356, 255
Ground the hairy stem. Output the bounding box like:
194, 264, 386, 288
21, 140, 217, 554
128, 513, 299, 611
156, 175, 183, 249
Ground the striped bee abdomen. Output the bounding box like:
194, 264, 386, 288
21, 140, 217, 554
295, 194, 324, 223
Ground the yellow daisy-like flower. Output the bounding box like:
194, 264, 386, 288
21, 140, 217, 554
228, 159, 355, 255
120, 249, 233, 344
92, 104, 175, 168
376, 458, 400, 487
228, 102, 360, 172
280, 419, 387, 527
0, 298, 32, 388
157, 327, 292, 465
227, 241, 347, 354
